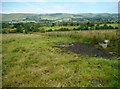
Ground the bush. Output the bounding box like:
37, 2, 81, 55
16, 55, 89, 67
23, 29, 28, 34
57, 28, 70, 31
73, 28, 76, 30
115, 27, 118, 29
40, 28, 46, 33
108, 26, 114, 29
2, 28, 9, 34
9, 28, 16, 33
73, 27, 81, 30
2, 28, 16, 34
46, 29, 53, 32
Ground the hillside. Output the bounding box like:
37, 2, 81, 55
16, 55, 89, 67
1, 13, 38, 22
1, 13, 118, 23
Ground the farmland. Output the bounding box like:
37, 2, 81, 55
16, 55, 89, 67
2, 30, 119, 87
1, 12, 120, 88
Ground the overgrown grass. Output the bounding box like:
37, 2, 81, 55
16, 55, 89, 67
2, 30, 119, 87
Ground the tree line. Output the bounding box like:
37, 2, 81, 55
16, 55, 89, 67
2, 22, 118, 34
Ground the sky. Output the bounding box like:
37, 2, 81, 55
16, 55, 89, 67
1, 0, 119, 14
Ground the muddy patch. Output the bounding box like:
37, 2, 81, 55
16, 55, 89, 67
53, 42, 115, 59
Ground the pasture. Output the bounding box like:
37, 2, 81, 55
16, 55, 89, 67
2, 30, 119, 87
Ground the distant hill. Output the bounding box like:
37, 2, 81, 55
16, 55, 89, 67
1, 13, 38, 22
1, 13, 118, 23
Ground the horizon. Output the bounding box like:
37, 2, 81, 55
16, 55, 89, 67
1, 2, 118, 14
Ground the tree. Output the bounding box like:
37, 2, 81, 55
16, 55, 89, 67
95, 24, 100, 30
51, 23, 55, 27
70, 22, 74, 26
62, 22, 67, 26
108, 25, 114, 29
2, 23, 8, 28
103, 24, 108, 29
115, 27, 118, 29
14, 23, 24, 33
87, 22, 94, 27
76, 22, 80, 26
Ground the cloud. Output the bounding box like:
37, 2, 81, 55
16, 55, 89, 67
2, 2, 118, 13
2, 3, 51, 13
2, 2, 75, 13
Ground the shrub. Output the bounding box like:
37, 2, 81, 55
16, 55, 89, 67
115, 27, 118, 29
47, 29, 53, 32
2, 28, 16, 34
108, 26, 114, 29
75, 27, 81, 30
23, 29, 28, 34
40, 28, 46, 33
57, 28, 70, 31
73, 27, 81, 30
9, 28, 16, 33
73, 28, 76, 30
2, 28, 9, 34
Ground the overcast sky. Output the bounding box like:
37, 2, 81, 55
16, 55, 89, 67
1, 0, 119, 14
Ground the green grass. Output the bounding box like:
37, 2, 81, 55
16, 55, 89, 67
2, 30, 119, 87
99, 23, 118, 28
39, 26, 79, 31
107, 24, 118, 27
40, 23, 118, 31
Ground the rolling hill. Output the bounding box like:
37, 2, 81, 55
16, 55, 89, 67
1, 13, 118, 23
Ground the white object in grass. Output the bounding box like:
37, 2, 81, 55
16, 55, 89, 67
98, 40, 110, 48
104, 40, 110, 44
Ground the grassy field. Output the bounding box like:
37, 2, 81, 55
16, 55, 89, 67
2, 30, 119, 87
40, 23, 118, 31
39, 26, 79, 31
99, 23, 118, 28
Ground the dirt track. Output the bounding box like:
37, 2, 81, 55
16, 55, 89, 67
54, 42, 114, 59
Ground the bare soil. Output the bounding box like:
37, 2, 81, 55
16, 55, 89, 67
54, 42, 115, 59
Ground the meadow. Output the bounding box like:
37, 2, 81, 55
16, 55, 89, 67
41, 23, 118, 31
39, 26, 79, 31
2, 30, 119, 87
